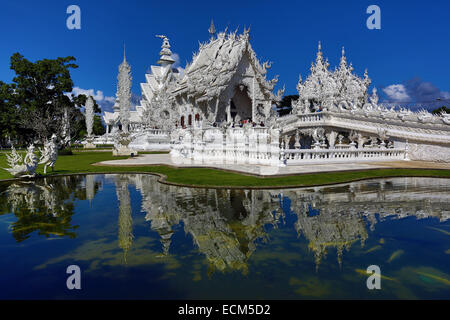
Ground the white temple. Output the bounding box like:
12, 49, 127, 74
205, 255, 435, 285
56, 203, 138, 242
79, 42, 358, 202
97, 23, 450, 164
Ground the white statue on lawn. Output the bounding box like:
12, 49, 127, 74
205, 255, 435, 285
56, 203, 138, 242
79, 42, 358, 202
39, 134, 58, 174
84, 96, 96, 149
3, 144, 39, 178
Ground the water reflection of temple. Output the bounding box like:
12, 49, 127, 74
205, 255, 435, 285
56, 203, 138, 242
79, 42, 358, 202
1, 174, 448, 271
107, 174, 284, 274
284, 178, 450, 268
108, 174, 450, 272
115, 175, 134, 262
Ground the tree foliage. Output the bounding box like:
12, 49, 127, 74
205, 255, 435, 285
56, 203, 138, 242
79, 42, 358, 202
0, 53, 104, 146
93, 115, 106, 135
431, 106, 450, 115
0, 81, 21, 144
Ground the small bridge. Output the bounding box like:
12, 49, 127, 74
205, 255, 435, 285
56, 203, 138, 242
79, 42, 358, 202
278, 111, 450, 145
276, 109, 450, 162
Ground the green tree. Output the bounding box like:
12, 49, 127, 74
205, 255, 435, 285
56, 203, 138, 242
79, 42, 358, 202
93, 115, 106, 135
8, 53, 88, 144
0, 81, 19, 145
431, 106, 450, 115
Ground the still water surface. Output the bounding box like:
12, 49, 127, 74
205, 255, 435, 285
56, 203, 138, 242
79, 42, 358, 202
0, 174, 449, 299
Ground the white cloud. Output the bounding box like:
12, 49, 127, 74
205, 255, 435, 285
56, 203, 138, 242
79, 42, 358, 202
171, 53, 185, 77
382, 84, 410, 102
69, 87, 143, 113
176, 66, 185, 78
69, 86, 116, 113
383, 78, 450, 111
103, 96, 116, 103
71, 87, 112, 102
171, 53, 180, 68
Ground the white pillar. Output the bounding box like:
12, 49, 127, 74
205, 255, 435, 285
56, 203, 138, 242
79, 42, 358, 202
226, 99, 232, 123
252, 77, 255, 121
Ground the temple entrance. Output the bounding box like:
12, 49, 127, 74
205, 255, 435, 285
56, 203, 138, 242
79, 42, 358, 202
230, 101, 237, 120
231, 85, 252, 122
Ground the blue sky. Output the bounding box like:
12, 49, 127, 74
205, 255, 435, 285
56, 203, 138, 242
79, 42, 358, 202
1, 0, 449, 112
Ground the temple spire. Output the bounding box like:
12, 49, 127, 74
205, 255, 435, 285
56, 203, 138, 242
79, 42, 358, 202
208, 19, 216, 40
363, 68, 371, 87
316, 41, 324, 64
339, 46, 348, 70
117, 47, 132, 133
156, 35, 175, 66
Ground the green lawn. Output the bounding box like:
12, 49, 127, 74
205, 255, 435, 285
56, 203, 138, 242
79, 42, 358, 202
0, 151, 449, 188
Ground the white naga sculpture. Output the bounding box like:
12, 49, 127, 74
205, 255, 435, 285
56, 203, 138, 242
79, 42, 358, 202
39, 134, 59, 174
3, 144, 39, 178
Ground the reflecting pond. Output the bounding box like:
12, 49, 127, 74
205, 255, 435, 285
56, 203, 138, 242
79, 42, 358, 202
0, 174, 449, 299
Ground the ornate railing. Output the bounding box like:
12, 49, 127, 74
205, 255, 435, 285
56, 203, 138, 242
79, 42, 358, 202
283, 148, 405, 165
279, 111, 450, 146
144, 129, 170, 136
171, 126, 408, 166
297, 113, 324, 123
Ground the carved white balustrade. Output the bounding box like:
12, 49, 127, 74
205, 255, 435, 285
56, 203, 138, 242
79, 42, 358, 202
170, 124, 409, 166
146, 129, 170, 136
281, 111, 450, 145
297, 113, 325, 123
283, 148, 405, 165
171, 127, 281, 166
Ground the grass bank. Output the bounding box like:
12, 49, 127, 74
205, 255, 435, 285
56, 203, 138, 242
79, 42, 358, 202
0, 151, 449, 188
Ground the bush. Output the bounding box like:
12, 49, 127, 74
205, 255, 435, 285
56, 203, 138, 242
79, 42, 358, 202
95, 144, 113, 149
58, 148, 73, 156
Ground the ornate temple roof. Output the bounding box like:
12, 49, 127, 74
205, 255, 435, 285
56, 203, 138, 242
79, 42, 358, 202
173, 27, 282, 103
295, 43, 371, 112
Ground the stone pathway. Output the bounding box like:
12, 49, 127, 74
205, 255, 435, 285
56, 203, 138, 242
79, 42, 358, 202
94, 154, 450, 176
